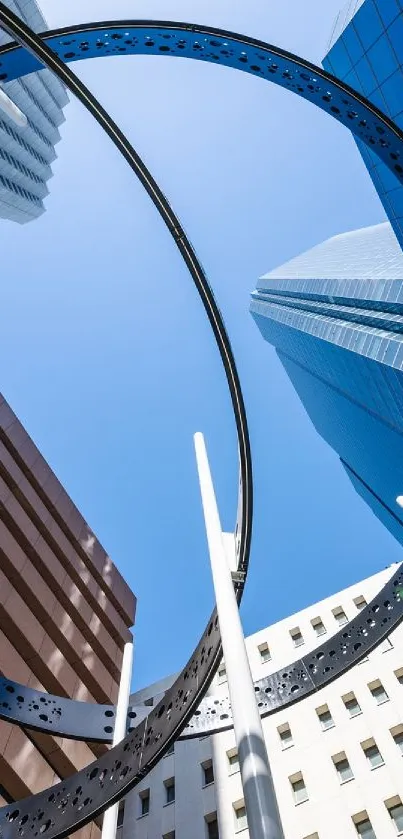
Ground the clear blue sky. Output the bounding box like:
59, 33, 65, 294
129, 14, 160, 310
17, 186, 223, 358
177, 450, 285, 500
1, 0, 401, 690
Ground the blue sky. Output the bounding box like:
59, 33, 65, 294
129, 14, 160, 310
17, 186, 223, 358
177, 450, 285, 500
1, 0, 401, 690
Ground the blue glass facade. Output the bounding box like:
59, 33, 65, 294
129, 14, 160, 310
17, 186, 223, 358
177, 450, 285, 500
250, 223, 403, 544
323, 0, 403, 247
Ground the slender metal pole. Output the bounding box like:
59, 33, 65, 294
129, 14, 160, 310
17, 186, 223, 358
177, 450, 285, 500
194, 433, 284, 839
101, 641, 134, 839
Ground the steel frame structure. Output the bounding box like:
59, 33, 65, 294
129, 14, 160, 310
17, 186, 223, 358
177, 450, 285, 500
0, 7, 401, 839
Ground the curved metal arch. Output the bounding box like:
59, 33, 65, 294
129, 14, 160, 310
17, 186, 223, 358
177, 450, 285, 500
0, 7, 401, 839
1, 563, 403, 742
0, 9, 252, 839
0, 20, 402, 180
183, 563, 403, 736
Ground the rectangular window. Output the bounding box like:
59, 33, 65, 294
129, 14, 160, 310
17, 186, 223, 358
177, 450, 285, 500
317, 705, 335, 731
218, 663, 227, 684
205, 813, 219, 839
311, 617, 326, 637
202, 760, 214, 786
395, 668, 403, 685
164, 778, 175, 805
227, 749, 239, 774
354, 816, 376, 838
354, 596, 367, 611
333, 606, 348, 626
362, 742, 384, 769
290, 627, 304, 648
387, 801, 403, 833
369, 681, 389, 705
333, 754, 354, 783
163, 833, 175, 839
117, 803, 125, 829
278, 723, 293, 750
139, 790, 150, 817
290, 774, 308, 805
234, 802, 247, 832
258, 642, 271, 662
343, 693, 362, 718
392, 729, 403, 754
379, 637, 393, 654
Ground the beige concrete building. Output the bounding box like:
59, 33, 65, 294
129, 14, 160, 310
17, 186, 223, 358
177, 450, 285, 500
123, 564, 403, 839
0, 392, 136, 839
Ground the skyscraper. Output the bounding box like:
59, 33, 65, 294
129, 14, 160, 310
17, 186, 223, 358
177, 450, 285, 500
250, 0, 403, 546
323, 0, 403, 248
250, 222, 403, 545
0, 0, 68, 223
122, 565, 403, 839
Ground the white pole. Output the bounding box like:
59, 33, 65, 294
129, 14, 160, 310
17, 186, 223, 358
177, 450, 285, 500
194, 432, 284, 839
0, 86, 27, 127
101, 640, 134, 839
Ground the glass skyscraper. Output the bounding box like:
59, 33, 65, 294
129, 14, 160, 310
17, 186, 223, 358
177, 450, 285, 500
250, 223, 403, 544
251, 0, 403, 545
0, 0, 68, 223
323, 0, 403, 247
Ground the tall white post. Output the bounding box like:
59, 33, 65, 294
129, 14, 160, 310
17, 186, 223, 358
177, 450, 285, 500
101, 641, 134, 839
194, 433, 284, 839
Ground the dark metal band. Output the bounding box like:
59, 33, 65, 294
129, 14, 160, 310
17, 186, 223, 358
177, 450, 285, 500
0, 20, 401, 181
0, 9, 400, 839
0, 564, 401, 743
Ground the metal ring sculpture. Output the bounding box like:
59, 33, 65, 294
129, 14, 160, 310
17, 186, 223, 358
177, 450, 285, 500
0, 7, 402, 839
0, 566, 403, 745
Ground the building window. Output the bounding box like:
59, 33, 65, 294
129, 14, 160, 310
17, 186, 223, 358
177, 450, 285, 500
316, 704, 335, 731
386, 798, 403, 834
362, 740, 384, 770
343, 692, 362, 718
205, 813, 219, 839
395, 668, 403, 685
233, 801, 248, 832
117, 803, 125, 829
163, 833, 175, 839
139, 789, 150, 817
311, 617, 326, 637
369, 680, 389, 705
391, 727, 403, 754
290, 773, 308, 805
258, 642, 271, 662
353, 813, 376, 838
333, 753, 354, 783
277, 723, 293, 750
227, 749, 239, 774
202, 760, 214, 786
164, 778, 175, 805
218, 663, 227, 684
379, 637, 393, 654
333, 606, 348, 626
354, 596, 367, 611
290, 627, 304, 648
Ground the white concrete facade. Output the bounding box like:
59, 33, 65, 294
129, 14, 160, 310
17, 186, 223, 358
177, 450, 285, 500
0, 0, 68, 223
123, 564, 403, 839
